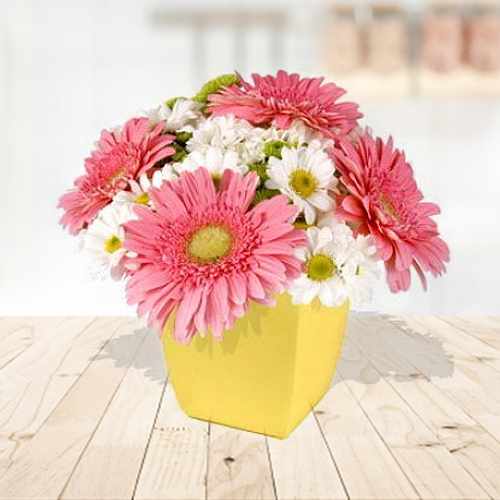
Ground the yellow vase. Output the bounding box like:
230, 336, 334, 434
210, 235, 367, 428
162, 293, 349, 439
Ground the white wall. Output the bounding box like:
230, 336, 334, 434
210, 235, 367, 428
1, 1, 499, 315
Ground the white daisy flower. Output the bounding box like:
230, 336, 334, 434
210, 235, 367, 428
177, 146, 248, 180
288, 222, 379, 308
265, 144, 337, 224
146, 98, 203, 132
114, 165, 178, 206
153, 164, 178, 186
187, 115, 264, 164
81, 201, 137, 279
114, 175, 153, 206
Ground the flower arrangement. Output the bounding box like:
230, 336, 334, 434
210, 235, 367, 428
58, 71, 449, 343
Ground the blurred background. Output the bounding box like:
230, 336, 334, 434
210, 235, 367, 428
1, 0, 499, 316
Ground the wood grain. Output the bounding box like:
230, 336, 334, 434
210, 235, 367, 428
0, 317, 120, 475
61, 331, 166, 500
442, 316, 500, 351
1, 315, 499, 500
267, 413, 347, 500
0, 318, 145, 499
134, 383, 209, 500
394, 315, 500, 442
352, 315, 500, 499
338, 317, 490, 500
315, 373, 419, 500
207, 424, 275, 500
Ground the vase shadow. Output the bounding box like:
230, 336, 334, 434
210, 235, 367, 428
335, 313, 454, 385
92, 313, 454, 389
93, 327, 166, 384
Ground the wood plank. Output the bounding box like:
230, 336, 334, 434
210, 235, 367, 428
267, 413, 347, 500
338, 318, 490, 500
441, 316, 500, 351
352, 315, 500, 499
0, 317, 38, 368
61, 331, 166, 500
415, 316, 500, 372
393, 315, 500, 442
207, 424, 275, 500
0, 317, 37, 343
315, 373, 419, 500
0, 318, 146, 499
0, 317, 127, 477
134, 383, 209, 500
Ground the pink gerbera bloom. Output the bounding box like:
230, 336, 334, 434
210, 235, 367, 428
58, 117, 175, 234
332, 132, 450, 292
124, 167, 306, 343
208, 70, 362, 138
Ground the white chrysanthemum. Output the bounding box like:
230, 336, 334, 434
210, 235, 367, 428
265, 145, 336, 224
81, 202, 137, 279
177, 146, 248, 178
146, 98, 203, 132
262, 120, 334, 150
288, 222, 379, 308
187, 115, 264, 164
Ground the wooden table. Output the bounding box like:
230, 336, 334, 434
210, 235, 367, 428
1, 315, 500, 500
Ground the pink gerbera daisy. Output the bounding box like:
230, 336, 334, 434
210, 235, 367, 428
58, 117, 175, 234
207, 70, 362, 138
332, 131, 450, 292
124, 167, 306, 343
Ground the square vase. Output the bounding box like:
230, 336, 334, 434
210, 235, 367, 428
162, 293, 349, 439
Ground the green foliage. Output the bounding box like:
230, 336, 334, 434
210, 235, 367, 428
165, 96, 185, 109
253, 188, 280, 205
248, 162, 269, 182
263, 140, 290, 159
175, 131, 193, 145
193, 73, 240, 104
171, 143, 187, 162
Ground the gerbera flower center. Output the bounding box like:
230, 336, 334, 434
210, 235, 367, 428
306, 254, 337, 281
211, 173, 222, 189
134, 192, 150, 205
379, 194, 399, 221
187, 225, 233, 264
289, 169, 318, 199
104, 235, 122, 254
106, 167, 125, 185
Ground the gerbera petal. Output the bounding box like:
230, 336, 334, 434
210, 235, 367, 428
208, 70, 362, 137
123, 167, 304, 340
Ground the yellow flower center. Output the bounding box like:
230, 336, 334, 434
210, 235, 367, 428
294, 221, 314, 230
289, 169, 318, 198
306, 254, 337, 281
187, 225, 233, 264
212, 173, 222, 189
104, 235, 122, 254
134, 192, 150, 205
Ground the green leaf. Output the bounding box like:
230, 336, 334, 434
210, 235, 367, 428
248, 162, 269, 182
193, 73, 240, 104
165, 96, 185, 109
175, 131, 192, 145
171, 143, 187, 162
253, 188, 280, 205
263, 140, 291, 159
